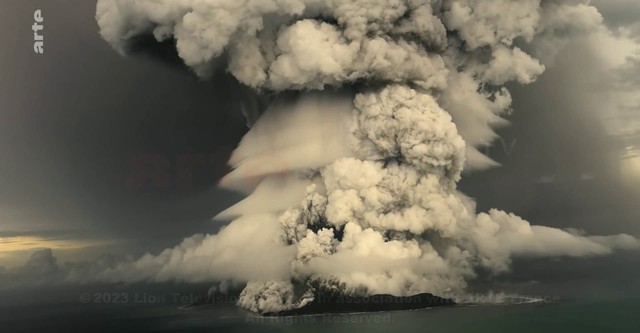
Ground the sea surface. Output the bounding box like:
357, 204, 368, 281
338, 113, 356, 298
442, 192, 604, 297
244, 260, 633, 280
1, 253, 639, 332
1, 293, 638, 332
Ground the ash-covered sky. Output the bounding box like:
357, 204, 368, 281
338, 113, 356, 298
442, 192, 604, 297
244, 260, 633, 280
0, 0, 250, 266
0, 0, 639, 300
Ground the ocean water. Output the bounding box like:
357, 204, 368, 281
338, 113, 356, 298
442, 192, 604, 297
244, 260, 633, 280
1, 296, 638, 332
1, 254, 638, 332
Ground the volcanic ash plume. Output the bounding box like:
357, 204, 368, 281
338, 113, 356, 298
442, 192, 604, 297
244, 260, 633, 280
96, 0, 639, 313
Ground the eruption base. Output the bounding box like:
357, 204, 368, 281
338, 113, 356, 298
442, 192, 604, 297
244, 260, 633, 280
262, 292, 456, 317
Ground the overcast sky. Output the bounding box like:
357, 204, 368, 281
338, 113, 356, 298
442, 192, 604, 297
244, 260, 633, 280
0, 0, 251, 266
0, 0, 639, 269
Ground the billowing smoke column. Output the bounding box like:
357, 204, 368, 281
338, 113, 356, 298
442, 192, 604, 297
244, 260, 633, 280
96, 0, 639, 313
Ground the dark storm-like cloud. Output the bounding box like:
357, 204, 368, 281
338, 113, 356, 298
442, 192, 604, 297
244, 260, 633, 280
593, 0, 640, 39
0, 0, 253, 266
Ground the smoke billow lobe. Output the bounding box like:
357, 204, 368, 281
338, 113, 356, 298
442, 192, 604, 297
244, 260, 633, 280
95, 0, 639, 313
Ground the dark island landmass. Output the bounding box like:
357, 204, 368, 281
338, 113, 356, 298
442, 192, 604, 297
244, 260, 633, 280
182, 289, 456, 316
263, 292, 456, 316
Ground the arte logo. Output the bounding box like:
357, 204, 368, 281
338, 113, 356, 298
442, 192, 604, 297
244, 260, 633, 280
33, 10, 44, 54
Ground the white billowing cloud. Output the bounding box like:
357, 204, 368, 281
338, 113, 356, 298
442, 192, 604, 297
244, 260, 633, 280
267, 20, 360, 89
438, 69, 511, 170
467, 209, 635, 272
277, 150, 640, 296
350, 85, 466, 182
322, 158, 467, 235
93, 0, 557, 167
219, 90, 354, 192
96, 0, 449, 89
300, 222, 470, 296
216, 174, 313, 219
531, 0, 604, 65
87, 0, 640, 314
482, 46, 545, 85
267, 19, 449, 90
442, 0, 541, 49
96, 0, 308, 76
540, 1, 602, 33
237, 280, 314, 313
88, 214, 296, 284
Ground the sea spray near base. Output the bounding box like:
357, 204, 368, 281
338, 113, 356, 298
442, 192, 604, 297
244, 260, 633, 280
262, 293, 456, 316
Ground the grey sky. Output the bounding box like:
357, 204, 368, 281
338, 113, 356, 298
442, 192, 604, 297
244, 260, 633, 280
593, 0, 640, 37
0, 0, 248, 266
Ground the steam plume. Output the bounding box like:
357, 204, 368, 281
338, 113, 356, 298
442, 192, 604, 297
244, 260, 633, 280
93, 0, 639, 313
